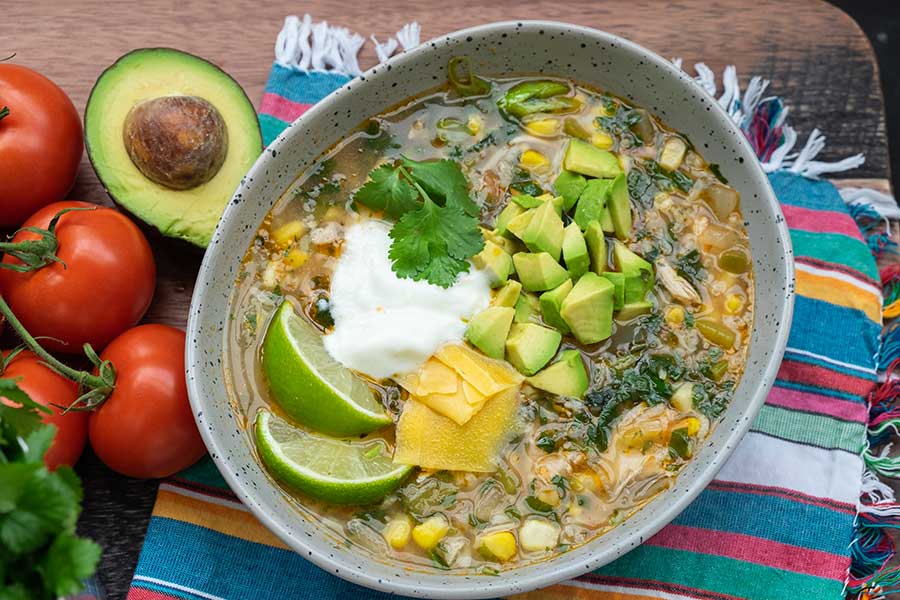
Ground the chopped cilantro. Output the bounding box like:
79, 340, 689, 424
596, 100, 642, 146
675, 249, 705, 286
535, 430, 559, 453
709, 163, 729, 184
354, 157, 484, 287
353, 164, 419, 218
0, 379, 101, 599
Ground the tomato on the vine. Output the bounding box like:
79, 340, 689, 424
0, 201, 156, 353
88, 324, 205, 478
2, 350, 87, 469
0, 64, 83, 227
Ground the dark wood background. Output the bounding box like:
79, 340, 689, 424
2, 1, 891, 598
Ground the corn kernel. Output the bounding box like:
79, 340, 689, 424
665, 306, 685, 326
679, 417, 701, 436
536, 487, 561, 507
520, 149, 549, 171
272, 220, 307, 246
725, 294, 744, 314
591, 132, 614, 149
478, 531, 517, 562
467, 114, 482, 135
284, 249, 308, 269
519, 518, 560, 552
524, 118, 560, 137
412, 515, 449, 550
383, 517, 413, 549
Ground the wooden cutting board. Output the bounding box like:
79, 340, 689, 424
3, 1, 891, 597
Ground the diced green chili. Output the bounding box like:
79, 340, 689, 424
669, 427, 692, 459
709, 359, 729, 381
524, 495, 554, 513
718, 248, 750, 274
498, 80, 579, 118
447, 57, 492, 97
696, 318, 736, 349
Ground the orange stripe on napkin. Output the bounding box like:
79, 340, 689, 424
155, 487, 289, 550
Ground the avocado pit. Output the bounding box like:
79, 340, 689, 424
123, 95, 228, 190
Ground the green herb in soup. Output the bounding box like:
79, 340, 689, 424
225, 58, 753, 574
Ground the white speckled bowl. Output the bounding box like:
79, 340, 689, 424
187, 21, 794, 599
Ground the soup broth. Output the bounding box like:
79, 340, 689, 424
226, 63, 753, 574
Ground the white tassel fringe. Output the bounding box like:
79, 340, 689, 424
275, 15, 420, 75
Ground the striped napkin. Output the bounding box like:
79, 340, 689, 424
127, 17, 896, 600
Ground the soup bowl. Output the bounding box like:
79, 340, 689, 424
187, 20, 793, 599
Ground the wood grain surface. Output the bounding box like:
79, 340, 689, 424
2, 1, 890, 598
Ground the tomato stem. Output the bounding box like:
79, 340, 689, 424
0, 207, 96, 273
0, 107, 8, 122
0, 295, 116, 409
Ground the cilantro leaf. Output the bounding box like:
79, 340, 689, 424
389, 199, 484, 288
0, 380, 100, 598
38, 532, 102, 598
353, 163, 419, 218
399, 157, 479, 216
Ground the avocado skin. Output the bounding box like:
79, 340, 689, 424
85, 48, 262, 247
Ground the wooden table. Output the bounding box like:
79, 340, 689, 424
5, 1, 892, 598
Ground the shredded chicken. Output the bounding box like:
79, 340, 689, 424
657, 262, 701, 304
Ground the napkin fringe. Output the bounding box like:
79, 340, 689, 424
675, 62, 900, 600
275, 15, 419, 76
675, 61, 865, 177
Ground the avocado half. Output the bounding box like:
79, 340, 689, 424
85, 48, 262, 247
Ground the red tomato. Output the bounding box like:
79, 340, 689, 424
2, 350, 88, 469
88, 324, 205, 478
0, 64, 83, 227
0, 201, 156, 353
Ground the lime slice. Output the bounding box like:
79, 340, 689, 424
255, 409, 411, 504
262, 301, 392, 436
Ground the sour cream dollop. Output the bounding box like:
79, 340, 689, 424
323, 220, 491, 379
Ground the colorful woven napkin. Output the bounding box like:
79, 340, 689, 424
127, 17, 897, 600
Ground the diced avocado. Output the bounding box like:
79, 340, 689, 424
561, 223, 589, 279
612, 242, 654, 304
527, 350, 589, 398
548, 195, 566, 217
506, 209, 535, 241
465, 307, 515, 360
493, 280, 523, 308
473, 240, 514, 288
512, 252, 570, 292
505, 323, 562, 376
608, 173, 633, 240
601, 272, 625, 310
573, 178, 611, 231
539, 279, 574, 334
522, 200, 564, 261
496, 202, 525, 236
481, 227, 518, 255
600, 206, 615, 233
616, 301, 653, 320
560, 272, 615, 344
563, 139, 622, 179
584, 222, 607, 275
514, 292, 541, 323
511, 194, 544, 209
554, 170, 587, 212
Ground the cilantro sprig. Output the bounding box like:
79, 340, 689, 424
354, 157, 484, 288
0, 378, 101, 599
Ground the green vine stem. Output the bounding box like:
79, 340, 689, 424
0, 107, 8, 122
0, 207, 95, 272
0, 295, 116, 410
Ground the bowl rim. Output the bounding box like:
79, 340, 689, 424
187, 19, 794, 598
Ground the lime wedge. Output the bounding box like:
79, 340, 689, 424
262, 301, 392, 436
255, 409, 411, 504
